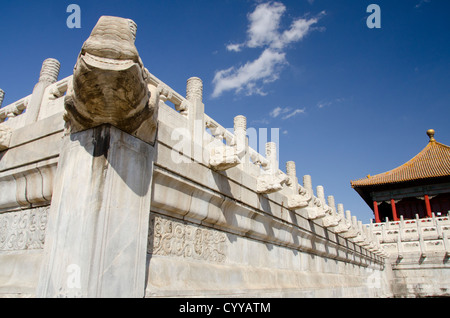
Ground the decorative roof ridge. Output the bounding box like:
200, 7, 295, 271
350, 129, 450, 188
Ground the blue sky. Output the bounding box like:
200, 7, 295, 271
1, 0, 449, 223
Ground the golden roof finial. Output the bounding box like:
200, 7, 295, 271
427, 129, 436, 143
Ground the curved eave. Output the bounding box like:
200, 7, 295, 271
351, 141, 450, 189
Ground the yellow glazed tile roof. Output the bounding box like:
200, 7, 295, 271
351, 130, 450, 188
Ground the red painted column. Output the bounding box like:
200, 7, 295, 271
391, 199, 399, 221
424, 195, 432, 218
373, 201, 381, 223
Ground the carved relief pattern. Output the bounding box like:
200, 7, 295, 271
0, 206, 49, 251
39, 58, 61, 83
0, 125, 13, 151
148, 215, 227, 263
186, 77, 203, 102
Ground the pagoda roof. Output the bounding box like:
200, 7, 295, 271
351, 130, 450, 188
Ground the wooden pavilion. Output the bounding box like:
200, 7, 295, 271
351, 129, 450, 223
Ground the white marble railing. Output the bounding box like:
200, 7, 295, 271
0, 59, 387, 257
149, 73, 385, 255
368, 214, 450, 258
0, 95, 31, 123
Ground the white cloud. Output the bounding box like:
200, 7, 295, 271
269, 106, 305, 120
272, 11, 325, 50
227, 2, 286, 51
212, 49, 287, 98
214, 2, 324, 98
415, 0, 431, 8
270, 106, 292, 118
247, 2, 286, 48
270, 107, 282, 118
228, 3, 324, 52
317, 97, 349, 109
317, 101, 332, 109
226, 43, 242, 52
281, 108, 306, 119
270, 106, 283, 118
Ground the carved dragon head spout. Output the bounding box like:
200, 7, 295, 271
64, 16, 157, 142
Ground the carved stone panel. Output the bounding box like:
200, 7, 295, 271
148, 214, 228, 263
0, 206, 49, 251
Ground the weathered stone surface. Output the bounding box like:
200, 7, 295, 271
256, 142, 288, 194
0, 158, 57, 211
332, 204, 352, 234
209, 145, 241, 171
37, 125, 155, 298
208, 115, 247, 171
64, 16, 157, 143
0, 89, 4, 107
0, 125, 12, 151
25, 59, 61, 125
0, 206, 49, 251
148, 214, 227, 263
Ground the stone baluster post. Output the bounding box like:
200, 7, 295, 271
359, 221, 369, 245
25, 58, 60, 124
303, 175, 314, 198
209, 116, 243, 171
432, 212, 437, 227
286, 161, 298, 193
186, 77, 204, 163
300, 175, 325, 220
323, 195, 341, 229
436, 221, 443, 238
316, 186, 326, 207
399, 215, 405, 241
286, 161, 296, 177
333, 203, 350, 234
381, 222, 387, 243
265, 142, 278, 174
234, 115, 247, 158
346, 210, 352, 224
236, 115, 251, 171
317, 186, 336, 228
397, 233, 404, 259
327, 196, 336, 213
0, 89, 4, 108
285, 161, 310, 210
352, 215, 359, 231
337, 204, 345, 219
368, 219, 376, 242
186, 76, 203, 103
419, 230, 427, 258
366, 222, 376, 251
256, 142, 287, 194
443, 232, 450, 258
341, 210, 357, 238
